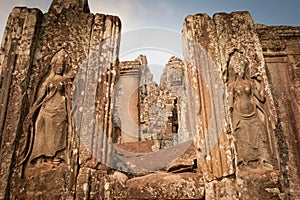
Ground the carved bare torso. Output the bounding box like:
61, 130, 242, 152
43, 81, 66, 112
232, 79, 256, 117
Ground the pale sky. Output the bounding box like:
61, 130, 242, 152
1, 0, 299, 82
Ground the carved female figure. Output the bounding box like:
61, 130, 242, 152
228, 53, 273, 168
22, 49, 74, 165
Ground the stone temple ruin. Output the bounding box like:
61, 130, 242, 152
0, 0, 300, 199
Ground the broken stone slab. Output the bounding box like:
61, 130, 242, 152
126, 172, 205, 199
165, 159, 195, 173
113, 141, 193, 175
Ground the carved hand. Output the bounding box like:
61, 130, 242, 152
65, 67, 77, 79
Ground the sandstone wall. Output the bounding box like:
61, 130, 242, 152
116, 59, 141, 143
256, 24, 300, 199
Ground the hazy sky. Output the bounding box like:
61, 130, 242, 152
1, 0, 299, 81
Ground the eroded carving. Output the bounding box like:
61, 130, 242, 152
21, 49, 75, 165
227, 51, 274, 169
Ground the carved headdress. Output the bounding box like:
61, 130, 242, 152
226, 50, 250, 84
50, 48, 71, 72
51, 48, 66, 62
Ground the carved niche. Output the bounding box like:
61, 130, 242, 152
19, 48, 75, 166
227, 50, 276, 169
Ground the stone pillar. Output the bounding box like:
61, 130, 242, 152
0, 0, 121, 199
0, 7, 43, 199
182, 12, 284, 199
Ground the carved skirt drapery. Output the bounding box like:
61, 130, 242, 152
232, 110, 270, 166
29, 96, 67, 162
